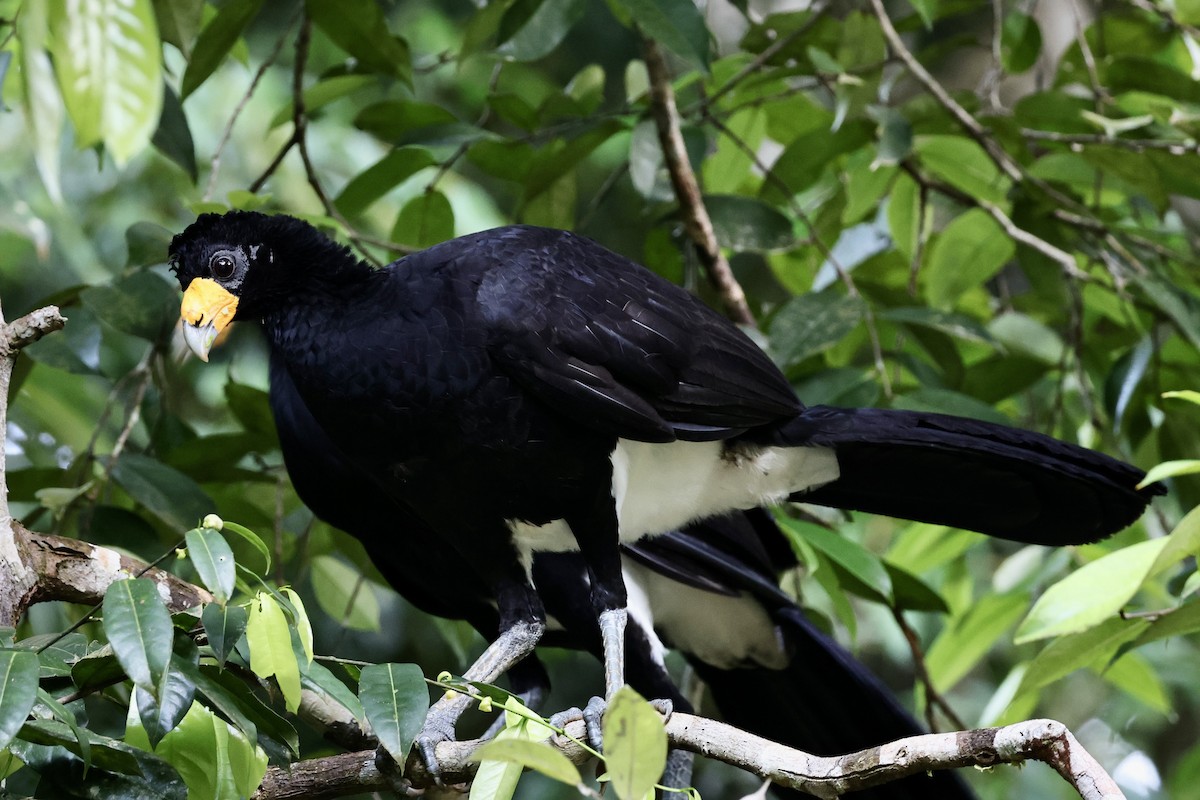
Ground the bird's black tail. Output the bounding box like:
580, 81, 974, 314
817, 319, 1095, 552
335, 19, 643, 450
690, 607, 975, 800
779, 406, 1162, 546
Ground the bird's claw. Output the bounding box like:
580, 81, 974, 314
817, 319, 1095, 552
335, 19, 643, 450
566, 695, 673, 754
414, 713, 459, 786
374, 747, 424, 796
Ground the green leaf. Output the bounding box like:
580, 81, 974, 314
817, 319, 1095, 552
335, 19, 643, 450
191, 664, 300, 761
887, 172, 921, 263
301, 660, 365, 726
126, 221, 176, 268
153, 82, 197, 180
1130, 598, 1200, 649
778, 516, 893, 602
924, 209, 1015, 309
886, 563, 948, 613
763, 120, 873, 202
0, 650, 39, 751
245, 592, 302, 713
17, 1, 64, 202
136, 661, 197, 748
608, 0, 709, 69
154, 0, 204, 57
1018, 616, 1147, 695
1015, 539, 1165, 643
111, 453, 214, 532
201, 602, 247, 668
1001, 12, 1042, 73
219, 521, 271, 573
1132, 272, 1200, 352
706, 195, 794, 251
470, 737, 582, 787
103, 578, 174, 695
280, 588, 314, 665
81, 271, 178, 342
469, 725, 528, 800
892, 388, 1011, 426
334, 147, 436, 217
987, 312, 1064, 365
311, 555, 381, 632
17, 719, 145, 775
880, 307, 997, 345
768, 288, 865, 367
602, 686, 667, 800
269, 74, 377, 129
354, 100, 461, 142
497, 0, 588, 62
308, 0, 411, 84
1139, 459, 1200, 488
185, 528, 235, 604
913, 135, 1012, 205
181, 0, 265, 99
1101, 651, 1170, 713
1164, 390, 1200, 407
393, 190, 455, 250
359, 663, 428, 766
36, 687, 90, 768
48, 0, 163, 164
907, 0, 937, 28
925, 592, 1029, 691
71, 646, 126, 694
156, 702, 269, 800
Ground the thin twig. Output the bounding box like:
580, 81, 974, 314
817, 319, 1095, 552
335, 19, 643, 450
891, 606, 966, 731
206, 10, 300, 200
869, 0, 1024, 183
1022, 129, 1200, 154
701, 111, 893, 396
643, 38, 754, 326
699, 0, 831, 112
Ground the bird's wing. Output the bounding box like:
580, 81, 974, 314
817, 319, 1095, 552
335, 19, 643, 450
473, 227, 800, 442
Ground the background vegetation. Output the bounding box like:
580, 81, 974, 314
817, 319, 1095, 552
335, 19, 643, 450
3, 0, 1200, 797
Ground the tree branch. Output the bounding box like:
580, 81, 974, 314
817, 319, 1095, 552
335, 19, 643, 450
0, 305, 67, 625
643, 38, 755, 326
253, 714, 1126, 800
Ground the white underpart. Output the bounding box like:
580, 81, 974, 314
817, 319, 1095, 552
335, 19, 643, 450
623, 560, 787, 670
622, 563, 666, 667
509, 438, 839, 569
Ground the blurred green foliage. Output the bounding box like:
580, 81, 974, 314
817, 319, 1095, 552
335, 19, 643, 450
2, 0, 1200, 797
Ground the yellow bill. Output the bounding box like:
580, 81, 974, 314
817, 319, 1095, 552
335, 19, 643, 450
180, 278, 238, 361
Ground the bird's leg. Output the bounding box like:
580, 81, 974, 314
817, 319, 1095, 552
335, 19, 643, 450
598, 606, 627, 699
416, 580, 545, 783
662, 749, 695, 791
567, 492, 629, 701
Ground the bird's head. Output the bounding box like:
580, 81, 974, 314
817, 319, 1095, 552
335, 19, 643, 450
169, 211, 355, 360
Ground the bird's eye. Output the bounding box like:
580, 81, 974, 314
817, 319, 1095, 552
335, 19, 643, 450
210, 251, 237, 280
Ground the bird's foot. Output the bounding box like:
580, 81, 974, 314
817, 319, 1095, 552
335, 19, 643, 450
374, 747, 425, 796
413, 702, 463, 786
555, 695, 673, 754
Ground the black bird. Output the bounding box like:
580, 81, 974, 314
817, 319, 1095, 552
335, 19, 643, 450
170, 212, 1161, 757
271, 354, 974, 798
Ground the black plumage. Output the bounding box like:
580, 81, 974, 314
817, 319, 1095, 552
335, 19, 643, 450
274, 346, 973, 798
170, 210, 1161, 780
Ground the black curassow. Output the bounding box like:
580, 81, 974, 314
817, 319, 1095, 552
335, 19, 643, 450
272, 355, 973, 799
170, 211, 1160, 789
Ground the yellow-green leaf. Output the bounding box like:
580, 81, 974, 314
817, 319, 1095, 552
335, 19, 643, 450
602, 687, 667, 800
470, 737, 582, 788
245, 593, 302, 712
47, 0, 163, 164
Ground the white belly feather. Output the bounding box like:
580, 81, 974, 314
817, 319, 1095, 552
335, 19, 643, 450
509, 438, 839, 571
